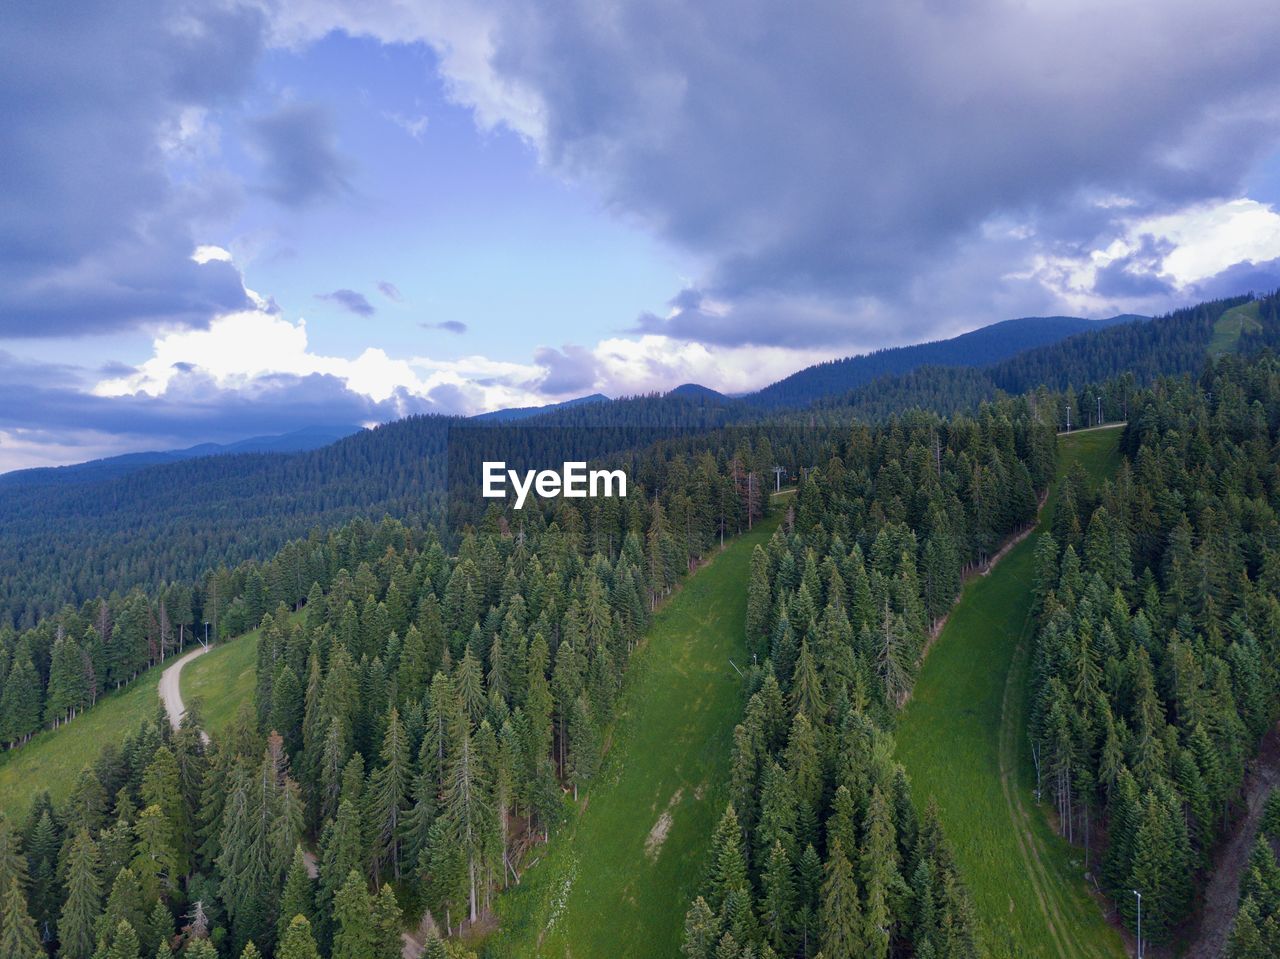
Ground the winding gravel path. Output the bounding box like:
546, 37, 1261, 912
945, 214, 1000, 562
158, 643, 212, 743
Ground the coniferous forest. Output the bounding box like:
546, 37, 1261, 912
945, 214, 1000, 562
4, 293, 1280, 959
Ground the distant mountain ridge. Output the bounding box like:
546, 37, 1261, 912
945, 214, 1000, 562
471, 392, 609, 422
0, 424, 362, 487
0, 291, 1269, 627
745, 314, 1146, 409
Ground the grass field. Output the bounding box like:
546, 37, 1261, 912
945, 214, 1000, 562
895, 425, 1127, 959
0, 668, 165, 820
1210, 300, 1262, 355
182, 623, 268, 737
484, 511, 784, 959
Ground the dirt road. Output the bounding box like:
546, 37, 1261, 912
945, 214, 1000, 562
1184, 723, 1280, 958
158, 644, 212, 742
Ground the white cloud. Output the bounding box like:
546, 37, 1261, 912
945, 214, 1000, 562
1139, 199, 1280, 284
1020, 197, 1280, 313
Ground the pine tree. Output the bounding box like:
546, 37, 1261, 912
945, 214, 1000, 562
104, 918, 141, 959
441, 708, 492, 924
758, 840, 795, 954
332, 870, 376, 959
133, 805, 178, 904
682, 896, 720, 959
0, 876, 43, 959
371, 884, 402, 959
277, 915, 322, 959
368, 707, 410, 881
820, 840, 861, 959
59, 829, 102, 959
789, 641, 825, 721
746, 546, 773, 656
277, 845, 315, 943
708, 805, 748, 912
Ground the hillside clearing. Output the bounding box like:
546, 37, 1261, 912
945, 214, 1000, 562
895, 427, 1127, 959
1210, 300, 1262, 355
483, 512, 784, 959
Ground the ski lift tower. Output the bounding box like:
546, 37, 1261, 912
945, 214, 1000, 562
771, 465, 785, 492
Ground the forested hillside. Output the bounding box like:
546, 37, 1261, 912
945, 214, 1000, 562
1028, 352, 1280, 944
748, 314, 1141, 410
681, 398, 1054, 958
814, 294, 1267, 424
3, 293, 1270, 632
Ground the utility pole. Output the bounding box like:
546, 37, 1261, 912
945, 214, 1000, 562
203, 622, 209, 649
1097, 395, 1103, 426
1066, 405, 1071, 432
1133, 889, 1142, 959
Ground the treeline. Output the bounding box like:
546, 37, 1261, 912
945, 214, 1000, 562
1028, 352, 1280, 943
682, 399, 1056, 958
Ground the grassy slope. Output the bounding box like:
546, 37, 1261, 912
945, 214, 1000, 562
182, 624, 265, 738
1209, 300, 1262, 355
484, 512, 784, 959
895, 426, 1127, 959
0, 670, 164, 820
0, 619, 272, 821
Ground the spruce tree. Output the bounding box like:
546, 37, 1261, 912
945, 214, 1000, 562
371, 884, 402, 959
0, 876, 43, 959
59, 829, 103, 959
368, 707, 410, 881
277, 846, 315, 943
277, 915, 322, 959
332, 870, 376, 959
819, 840, 861, 959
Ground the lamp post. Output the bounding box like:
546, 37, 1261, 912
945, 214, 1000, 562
1132, 889, 1142, 959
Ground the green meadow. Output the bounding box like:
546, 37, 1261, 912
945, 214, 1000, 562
894, 425, 1128, 959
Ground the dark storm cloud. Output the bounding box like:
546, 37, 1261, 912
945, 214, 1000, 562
0, 354, 435, 448
534, 344, 599, 394
420, 320, 468, 334
462, 0, 1280, 342
248, 103, 351, 208
633, 288, 862, 349
0, 0, 264, 337
1092, 236, 1178, 299
1190, 258, 1280, 300
316, 289, 376, 316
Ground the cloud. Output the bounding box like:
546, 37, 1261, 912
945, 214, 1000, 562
317, 288, 375, 316
274, 0, 1280, 344
384, 111, 430, 140
0, 353, 434, 473
377, 280, 402, 301
420, 320, 468, 334
0, 0, 265, 337
247, 102, 351, 208
533, 344, 599, 394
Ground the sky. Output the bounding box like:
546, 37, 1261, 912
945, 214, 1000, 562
4, 0, 1280, 471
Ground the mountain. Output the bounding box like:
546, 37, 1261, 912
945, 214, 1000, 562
667, 383, 727, 401
472, 393, 610, 422
0, 424, 363, 488
0, 291, 1269, 628
747, 314, 1145, 410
